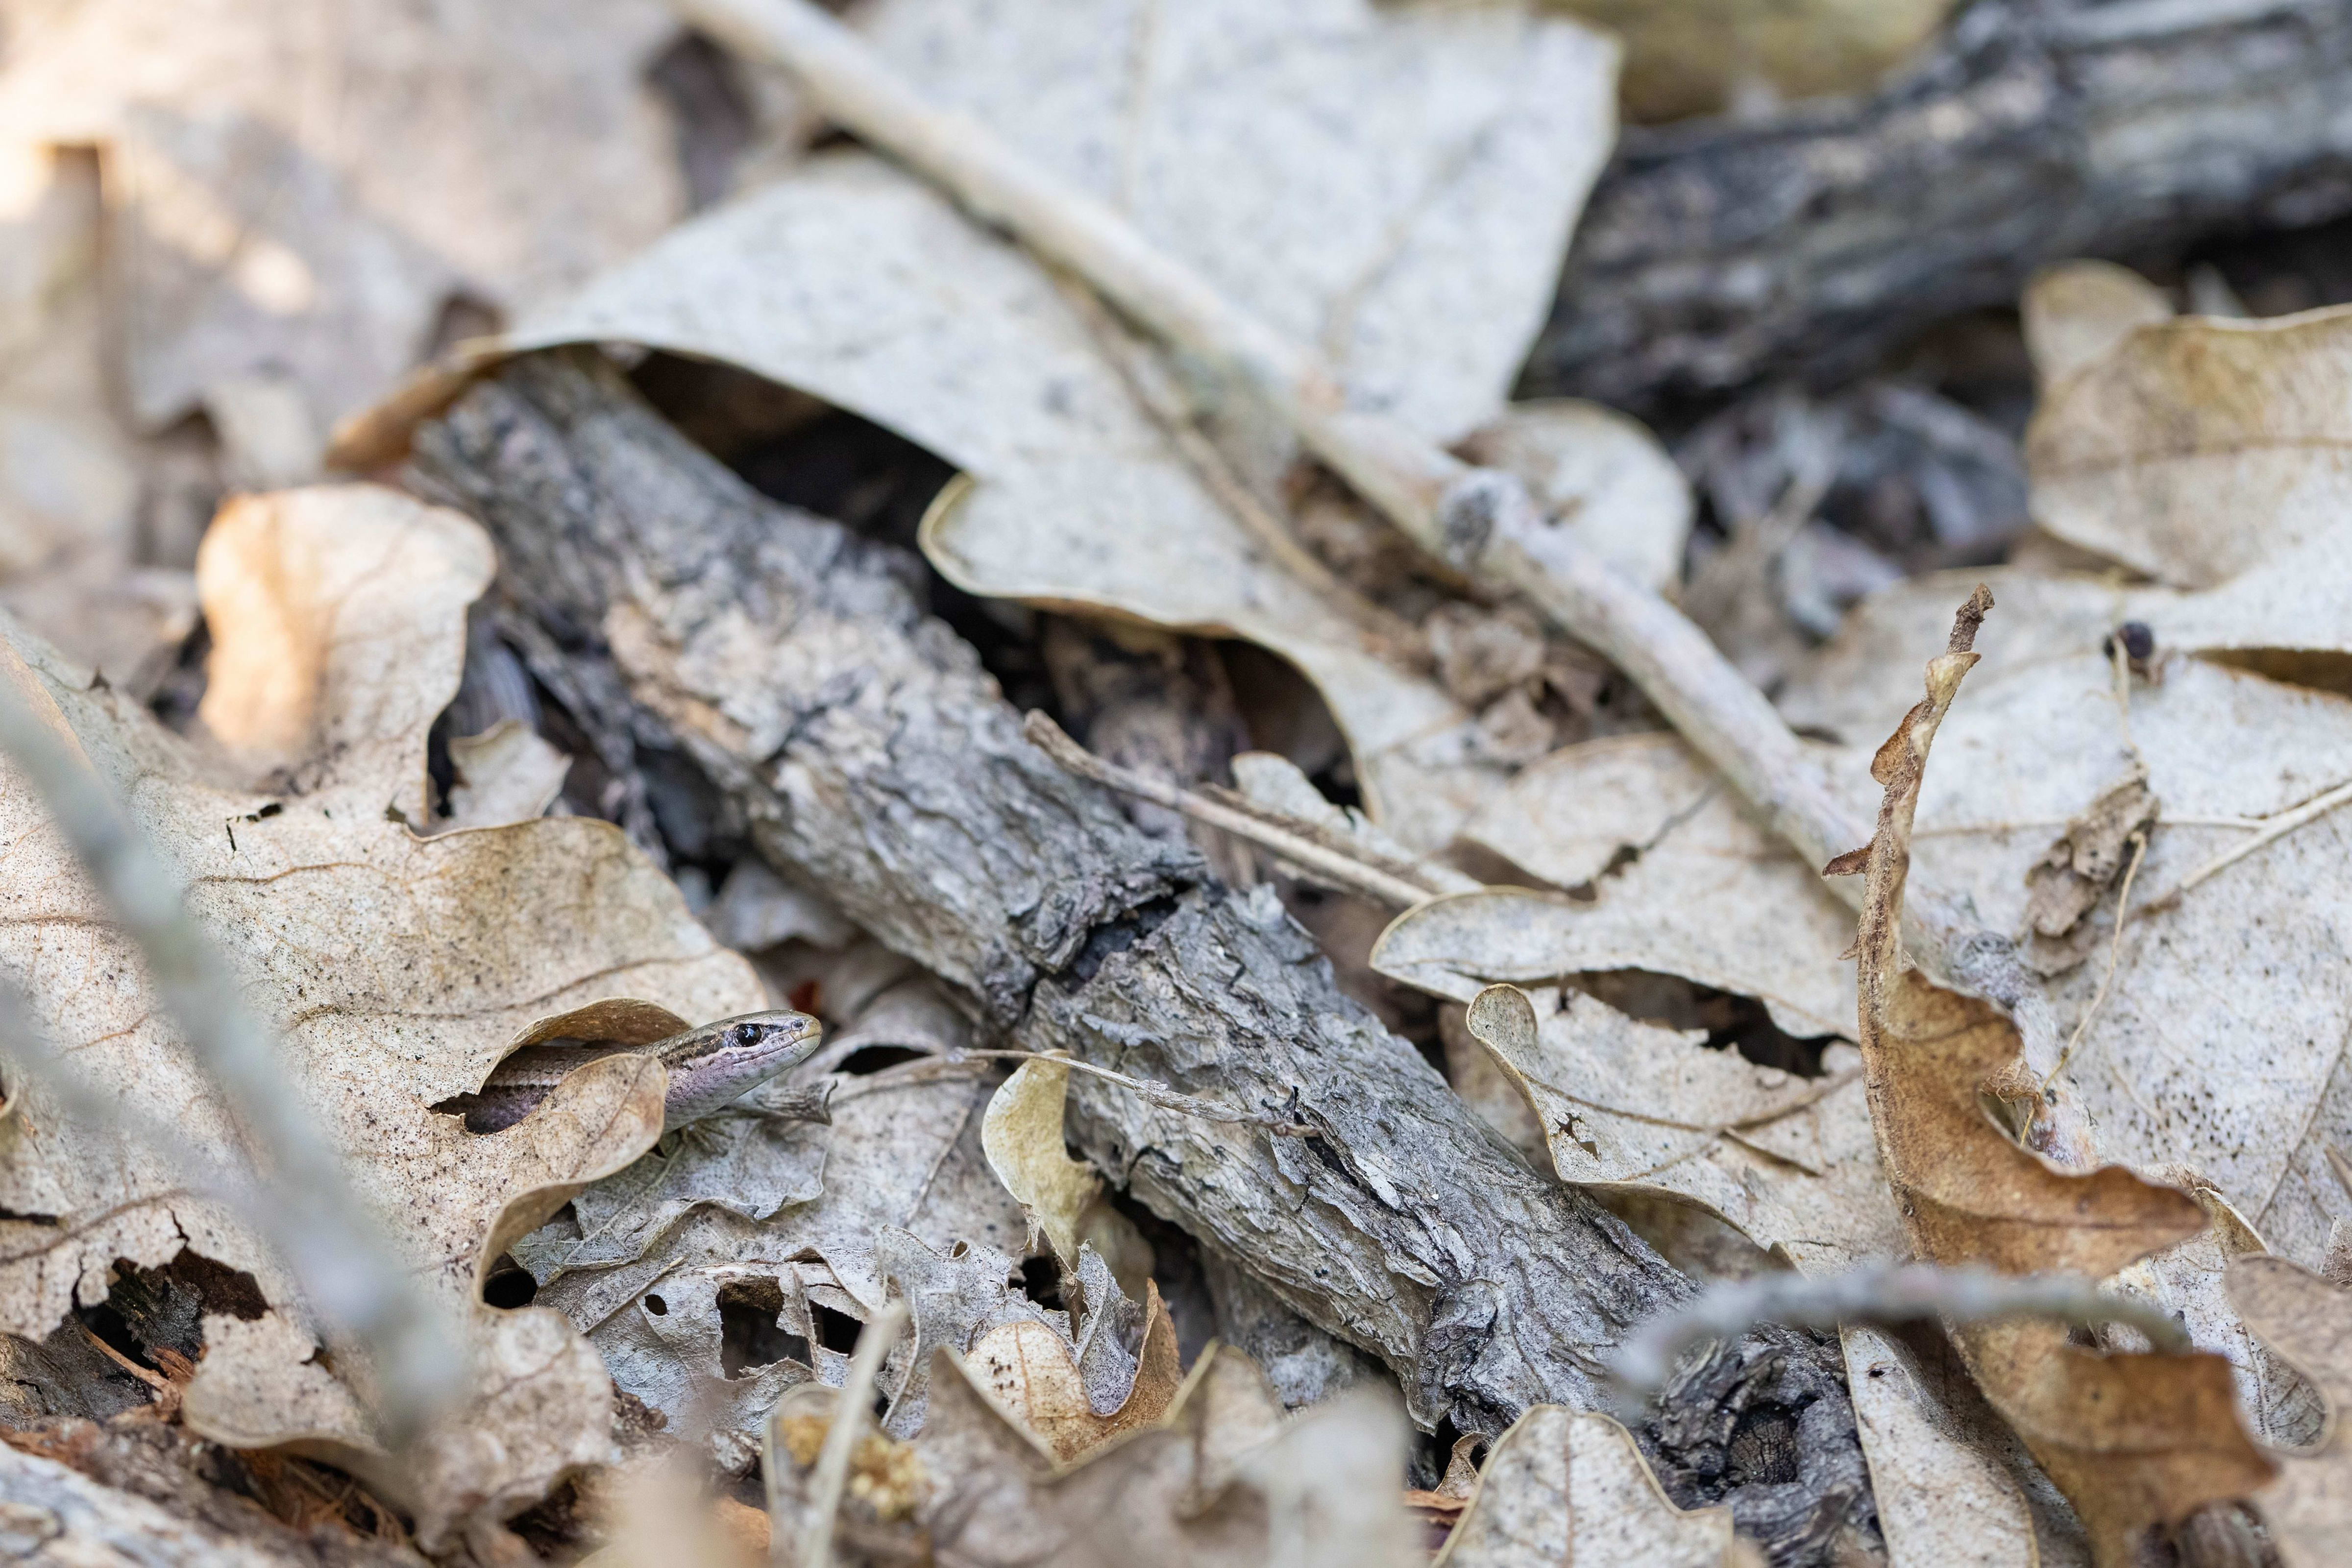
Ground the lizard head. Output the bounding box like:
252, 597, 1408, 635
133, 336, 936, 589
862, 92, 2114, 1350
663, 1009, 824, 1127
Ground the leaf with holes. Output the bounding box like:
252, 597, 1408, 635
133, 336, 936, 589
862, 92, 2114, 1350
0, 484, 760, 1546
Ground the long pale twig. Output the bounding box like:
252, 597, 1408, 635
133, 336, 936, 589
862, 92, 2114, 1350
1023, 711, 1473, 908
792, 1298, 910, 1568
2142, 775, 2352, 913
0, 676, 461, 1446
1613, 1262, 2193, 1398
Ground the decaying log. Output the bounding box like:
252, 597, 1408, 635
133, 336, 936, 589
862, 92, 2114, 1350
1531, 0, 2352, 410
407, 351, 1875, 1563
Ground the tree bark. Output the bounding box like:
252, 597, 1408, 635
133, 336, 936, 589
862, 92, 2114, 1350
1531, 0, 2352, 411
406, 351, 1873, 1563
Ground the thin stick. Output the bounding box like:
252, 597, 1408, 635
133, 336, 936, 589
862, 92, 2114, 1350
793, 1298, 910, 1568
1023, 711, 1471, 908
1612, 1261, 2192, 1398
2144, 775, 2352, 912
2044, 827, 2147, 1088
0, 676, 461, 1446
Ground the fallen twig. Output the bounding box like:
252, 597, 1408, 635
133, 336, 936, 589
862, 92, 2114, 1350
1023, 711, 1471, 909
1613, 1262, 2193, 1398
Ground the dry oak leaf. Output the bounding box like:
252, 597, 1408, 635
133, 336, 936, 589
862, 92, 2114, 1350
2024, 284, 2352, 589
767, 1340, 1420, 1568
1784, 557, 2352, 1274
1432, 1404, 1737, 1568
1461, 983, 1898, 1274
2227, 1256, 2352, 1565
0, 484, 760, 1546
1839, 585, 2274, 1565
1381, 730, 1856, 1041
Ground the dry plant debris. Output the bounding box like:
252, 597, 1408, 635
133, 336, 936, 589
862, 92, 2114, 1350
7, 1, 2352, 1565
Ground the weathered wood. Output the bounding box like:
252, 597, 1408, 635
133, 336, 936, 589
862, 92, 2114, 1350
406, 352, 1873, 1562
1531, 0, 2352, 410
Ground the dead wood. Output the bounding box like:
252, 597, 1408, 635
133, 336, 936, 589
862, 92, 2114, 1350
1531, 0, 2352, 410
406, 350, 1875, 1563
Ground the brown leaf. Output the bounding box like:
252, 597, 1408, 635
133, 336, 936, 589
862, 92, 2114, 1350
963, 1280, 1183, 1462
1845, 584, 2276, 1562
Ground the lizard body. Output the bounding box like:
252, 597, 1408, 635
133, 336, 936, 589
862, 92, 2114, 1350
461, 1009, 821, 1133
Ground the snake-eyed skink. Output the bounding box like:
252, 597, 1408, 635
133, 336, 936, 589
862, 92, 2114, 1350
461, 1009, 823, 1133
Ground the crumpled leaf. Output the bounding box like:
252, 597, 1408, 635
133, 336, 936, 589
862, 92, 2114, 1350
537, 1061, 1027, 1461
1432, 1404, 1735, 1568
981, 1057, 1152, 1294
1462, 984, 1897, 1272
0, 484, 760, 1545
963, 1268, 1183, 1462
768, 1342, 1419, 1568
1373, 733, 1856, 1040
2024, 279, 2352, 588
1839, 585, 2275, 1562
0, 0, 688, 431
2228, 1256, 2352, 1565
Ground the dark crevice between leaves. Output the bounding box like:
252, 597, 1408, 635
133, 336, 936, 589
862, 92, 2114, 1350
717, 1276, 809, 1376
1569, 968, 1839, 1078
78, 1249, 268, 1376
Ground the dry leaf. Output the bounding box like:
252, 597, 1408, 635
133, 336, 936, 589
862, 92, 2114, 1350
2228, 1256, 2352, 1565
1551, 0, 1956, 122
536, 1061, 1028, 1463
443, 720, 571, 831
2025, 292, 2352, 588
1840, 1324, 2078, 1568
769, 1341, 1420, 1568
2021, 261, 2176, 390
1785, 560, 2352, 1274
981, 1058, 1152, 1294
964, 1278, 1183, 1461
1840, 585, 2275, 1563
1432, 1404, 1736, 1568
1374, 733, 1856, 1041
0, 483, 760, 1545
859, 0, 1615, 449
0, 0, 688, 431
1462, 984, 1897, 1271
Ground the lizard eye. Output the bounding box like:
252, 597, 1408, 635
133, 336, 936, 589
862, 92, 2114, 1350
727, 1022, 762, 1049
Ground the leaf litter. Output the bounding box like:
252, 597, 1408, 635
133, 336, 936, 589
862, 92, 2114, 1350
6, 0, 2352, 1563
